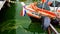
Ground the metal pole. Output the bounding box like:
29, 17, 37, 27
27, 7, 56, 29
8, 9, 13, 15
54, 0, 56, 14
50, 24, 59, 34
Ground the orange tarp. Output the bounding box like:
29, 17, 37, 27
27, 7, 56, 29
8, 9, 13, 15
42, 0, 46, 3
27, 3, 57, 18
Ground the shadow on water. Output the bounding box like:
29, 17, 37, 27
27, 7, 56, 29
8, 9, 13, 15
0, 1, 16, 34
0, 1, 16, 23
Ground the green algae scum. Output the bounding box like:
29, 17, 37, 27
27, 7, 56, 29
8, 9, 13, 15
0, 0, 60, 34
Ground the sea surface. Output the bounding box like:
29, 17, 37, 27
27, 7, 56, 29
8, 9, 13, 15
0, 0, 60, 34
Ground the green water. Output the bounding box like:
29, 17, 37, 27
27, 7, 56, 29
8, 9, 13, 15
0, 0, 60, 34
